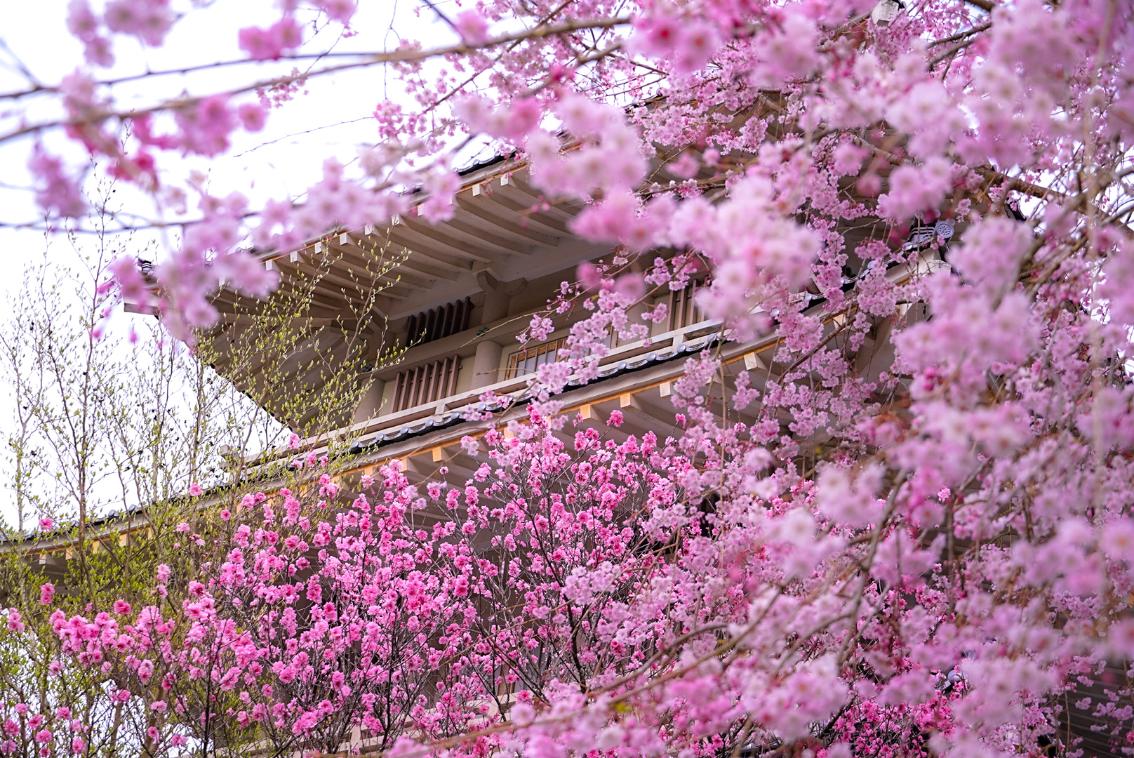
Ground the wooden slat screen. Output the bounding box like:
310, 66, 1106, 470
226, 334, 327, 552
505, 336, 567, 379
667, 280, 706, 331
405, 297, 472, 347
391, 355, 462, 412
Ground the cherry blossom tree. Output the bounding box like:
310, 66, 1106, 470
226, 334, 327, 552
2, 0, 1134, 755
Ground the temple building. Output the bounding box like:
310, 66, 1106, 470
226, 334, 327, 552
202, 155, 935, 493
12, 150, 948, 579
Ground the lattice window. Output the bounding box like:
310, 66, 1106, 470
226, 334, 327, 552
505, 336, 567, 379
391, 355, 462, 412
404, 297, 472, 347
667, 280, 707, 331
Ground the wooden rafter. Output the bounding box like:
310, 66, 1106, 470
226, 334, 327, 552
398, 218, 501, 263
337, 235, 460, 282
456, 194, 561, 246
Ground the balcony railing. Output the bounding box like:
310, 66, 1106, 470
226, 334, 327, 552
505, 336, 567, 379
390, 355, 462, 412
667, 280, 707, 332
251, 248, 944, 471
244, 318, 722, 471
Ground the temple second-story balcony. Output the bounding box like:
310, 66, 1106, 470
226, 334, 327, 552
325, 313, 724, 461
191, 154, 947, 481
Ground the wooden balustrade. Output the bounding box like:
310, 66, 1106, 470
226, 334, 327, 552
505, 335, 567, 379
391, 355, 462, 412
667, 280, 707, 332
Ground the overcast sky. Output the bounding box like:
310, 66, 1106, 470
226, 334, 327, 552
0, 0, 463, 525
0, 0, 459, 243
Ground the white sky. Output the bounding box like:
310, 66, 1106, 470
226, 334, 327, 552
0, 0, 465, 524
0, 0, 460, 236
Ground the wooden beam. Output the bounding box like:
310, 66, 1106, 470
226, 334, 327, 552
288, 255, 403, 299
244, 326, 343, 386
397, 247, 471, 275
617, 399, 682, 442
386, 225, 494, 265
481, 191, 573, 236
506, 176, 581, 221
217, 314, 358, 329
270, 281, 365, 313
441, 215, 536, 256
334, 240, 437, 287
320, 245, 434, 292
455, 195, 560, 246
339, 235, 460, 281
396, 219, 503, 263
296, 333, 349, 387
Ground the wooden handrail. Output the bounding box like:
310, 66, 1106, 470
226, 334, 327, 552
247, 318, 724, 467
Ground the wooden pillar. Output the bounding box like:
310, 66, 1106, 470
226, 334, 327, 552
624, 300, 649, 344
480, 289, 509, 325
470, 340, 503, 389
473, 273, 526, 389
476, 271, 525, 324
352, 378, 386, 423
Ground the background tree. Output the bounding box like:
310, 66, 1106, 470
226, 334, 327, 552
0, 186, 402, 756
